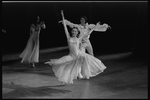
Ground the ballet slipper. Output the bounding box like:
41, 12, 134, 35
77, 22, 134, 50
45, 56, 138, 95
32, 63, 35, 68
45, 61, 53, 65
86, 77, 89, 79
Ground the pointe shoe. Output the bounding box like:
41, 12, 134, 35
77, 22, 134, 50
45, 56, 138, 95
44, 62, 49, 64
45, 61, 54, 65
86, 77, 89, 79
32, 63, 35, 68
32, 65, 35, 68
78, 73, 83, 78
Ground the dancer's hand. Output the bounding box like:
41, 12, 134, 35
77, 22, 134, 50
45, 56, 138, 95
58, 20, 63, 23
61, 10, 65, 20
96, 21, 101, 25
42, 22, 46, 29
58, 20, 65, 25
103, 23, 111, 30
107, 25, 111, 29
61, 10, 64, 15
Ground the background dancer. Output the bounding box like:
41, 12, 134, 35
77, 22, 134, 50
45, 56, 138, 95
20, 16, 46, 67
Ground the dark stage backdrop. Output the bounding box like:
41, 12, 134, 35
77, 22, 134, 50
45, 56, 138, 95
2, 2, 148, 55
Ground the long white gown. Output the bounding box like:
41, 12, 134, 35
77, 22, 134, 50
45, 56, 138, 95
45, 11, 106, 84
45, 36, 106, 84
19, 24, 40, 63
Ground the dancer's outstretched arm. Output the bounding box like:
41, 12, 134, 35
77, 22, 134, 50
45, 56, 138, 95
64, 19, 80, 28
58, 16, 79, 29
61, 10, 70, 39
92, 22, 111, 32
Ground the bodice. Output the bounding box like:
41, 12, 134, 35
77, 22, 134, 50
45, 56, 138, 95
68, 37, 79, 57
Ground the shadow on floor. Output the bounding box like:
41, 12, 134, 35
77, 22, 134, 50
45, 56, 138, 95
3, 82, 71, 99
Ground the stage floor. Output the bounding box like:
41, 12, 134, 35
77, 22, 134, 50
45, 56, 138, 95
2, 50, 148, 99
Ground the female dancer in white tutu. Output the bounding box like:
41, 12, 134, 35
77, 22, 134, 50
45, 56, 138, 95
20, 16, 46, 67
45, 10, 106, 84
